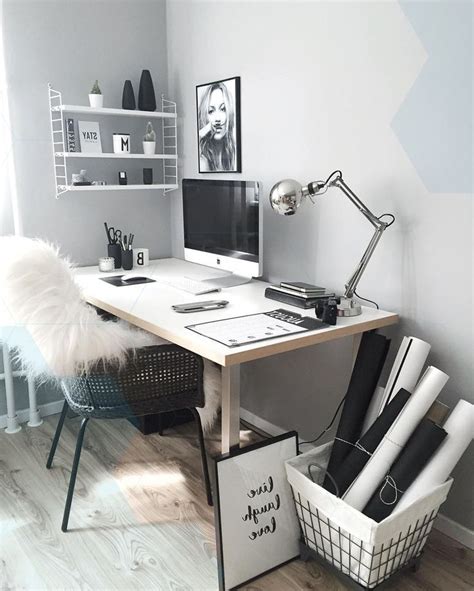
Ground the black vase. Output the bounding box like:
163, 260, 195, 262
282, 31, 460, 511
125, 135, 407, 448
138, 69, 156, 111
122, 80, 136, 110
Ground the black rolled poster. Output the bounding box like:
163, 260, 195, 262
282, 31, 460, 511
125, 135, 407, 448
330, 388, 411, 497
363, 419, 447, 522
323, 331, 390, 492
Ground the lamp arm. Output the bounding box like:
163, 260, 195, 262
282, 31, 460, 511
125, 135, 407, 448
324, 172, 389, 299
331, 174, 385, 230
343, 224, 386, 299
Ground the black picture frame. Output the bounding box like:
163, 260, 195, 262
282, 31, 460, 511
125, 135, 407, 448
196, 76, 241, 173
214, 432, 300, 590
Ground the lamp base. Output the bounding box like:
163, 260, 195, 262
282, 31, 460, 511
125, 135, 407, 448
337, 297, 362, 317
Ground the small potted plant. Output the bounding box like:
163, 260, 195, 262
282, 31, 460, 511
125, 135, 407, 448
143, 121, 156, 155
89, 80, 103, 108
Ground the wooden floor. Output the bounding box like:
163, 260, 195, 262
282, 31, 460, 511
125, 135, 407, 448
0, 415, 472, 590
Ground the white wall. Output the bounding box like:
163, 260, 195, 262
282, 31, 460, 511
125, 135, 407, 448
166, 0, 473, 529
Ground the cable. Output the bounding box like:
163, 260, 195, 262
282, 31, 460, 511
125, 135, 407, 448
354, 290, 379, 310
298, 393, 347, 451
308, 462, 340, 497
378, 213, 396, 227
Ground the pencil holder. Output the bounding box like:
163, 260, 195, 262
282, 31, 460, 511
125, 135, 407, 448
122, 249, 133, 271
107, 243, 122, 269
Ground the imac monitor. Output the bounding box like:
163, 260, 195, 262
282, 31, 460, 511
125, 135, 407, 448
182, 178, 262, 286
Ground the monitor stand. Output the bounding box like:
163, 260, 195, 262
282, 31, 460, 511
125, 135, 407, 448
201, 274, 252, 289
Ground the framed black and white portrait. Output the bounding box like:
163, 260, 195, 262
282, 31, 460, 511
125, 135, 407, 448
196, 76, 241, 173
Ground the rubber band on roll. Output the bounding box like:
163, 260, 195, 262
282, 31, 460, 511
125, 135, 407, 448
334, 437, 373, 457
379, 475, 405, 506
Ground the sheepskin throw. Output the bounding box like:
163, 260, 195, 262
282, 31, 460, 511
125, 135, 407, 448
0, 236, 220, 430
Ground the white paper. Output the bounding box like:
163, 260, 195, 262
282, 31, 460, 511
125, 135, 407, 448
395, 399, 474, 512
343, 366, 449, 511
188, 312, 307, 347
364, 337, 431, 433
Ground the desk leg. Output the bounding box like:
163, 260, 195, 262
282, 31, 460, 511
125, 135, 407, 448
221, 365, 240, 454
352, 333, 362, 369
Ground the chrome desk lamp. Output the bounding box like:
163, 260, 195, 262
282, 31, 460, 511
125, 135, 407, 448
269, 170, 393, 317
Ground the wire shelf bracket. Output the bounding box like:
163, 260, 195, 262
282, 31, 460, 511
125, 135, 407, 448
161, 95, 178, 195
48, 84, 68, 198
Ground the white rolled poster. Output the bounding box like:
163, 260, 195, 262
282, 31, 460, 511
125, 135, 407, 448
362, 337, 431, 436
343, 366, 449, 511
395, 399, 474, 512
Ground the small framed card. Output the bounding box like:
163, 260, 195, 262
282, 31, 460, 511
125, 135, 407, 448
78, 121, 102, 153
214, 432, 300, 590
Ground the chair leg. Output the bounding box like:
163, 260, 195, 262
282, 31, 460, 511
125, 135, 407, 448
46, 399, 69, 469
61, 417, 89, 532
191, 408, 213, 506
157, 413, 164, 436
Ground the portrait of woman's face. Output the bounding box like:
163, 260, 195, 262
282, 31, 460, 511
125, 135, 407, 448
196, 76, 241, 173
207, 88, 228, 140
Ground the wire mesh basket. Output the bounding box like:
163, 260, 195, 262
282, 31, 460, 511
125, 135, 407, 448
286, 442, 452, 589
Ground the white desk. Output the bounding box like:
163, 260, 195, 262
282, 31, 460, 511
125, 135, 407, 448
76, 258, 398, 453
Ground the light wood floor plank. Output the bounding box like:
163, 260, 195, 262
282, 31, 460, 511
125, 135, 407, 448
0, 416, 472, 591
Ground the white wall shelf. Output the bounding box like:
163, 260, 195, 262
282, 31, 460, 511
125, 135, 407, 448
56, 152, 178, 160
65, 184, 179, 192
48, 84, 178, 198
52, 104, 177, 119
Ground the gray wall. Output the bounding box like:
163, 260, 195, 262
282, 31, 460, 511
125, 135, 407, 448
0, 0, 170, 414
166, 1, 473, 529
2, 0, 171, 265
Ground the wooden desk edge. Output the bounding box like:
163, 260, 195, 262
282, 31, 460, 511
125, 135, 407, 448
87, 296, 398, 367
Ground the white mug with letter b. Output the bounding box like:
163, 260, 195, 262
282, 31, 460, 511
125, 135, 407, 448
133, 248, 149, 267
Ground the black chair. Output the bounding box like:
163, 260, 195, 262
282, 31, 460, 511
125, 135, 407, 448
46, 344, 213, 532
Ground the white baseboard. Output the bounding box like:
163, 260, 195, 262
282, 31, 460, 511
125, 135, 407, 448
0, 399, 64, 429
240, 406, 474, 550
435, 513, 474, 549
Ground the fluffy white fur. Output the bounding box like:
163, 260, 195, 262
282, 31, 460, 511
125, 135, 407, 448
0, 237, 220, 431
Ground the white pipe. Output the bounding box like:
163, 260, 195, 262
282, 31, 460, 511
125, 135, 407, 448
2, 344, 21, 434
0, 370, 28, 379
27, 373, 42, 427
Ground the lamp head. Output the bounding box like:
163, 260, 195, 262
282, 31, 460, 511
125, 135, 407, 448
269, 179, 304, 216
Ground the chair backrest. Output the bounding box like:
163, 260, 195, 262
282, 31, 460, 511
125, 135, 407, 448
62, 344, 204, 418
0, 236, 154, 378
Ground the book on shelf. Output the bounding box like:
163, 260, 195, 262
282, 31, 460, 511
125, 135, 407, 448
265, 286, 335, 309
65, 118, 77, 152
